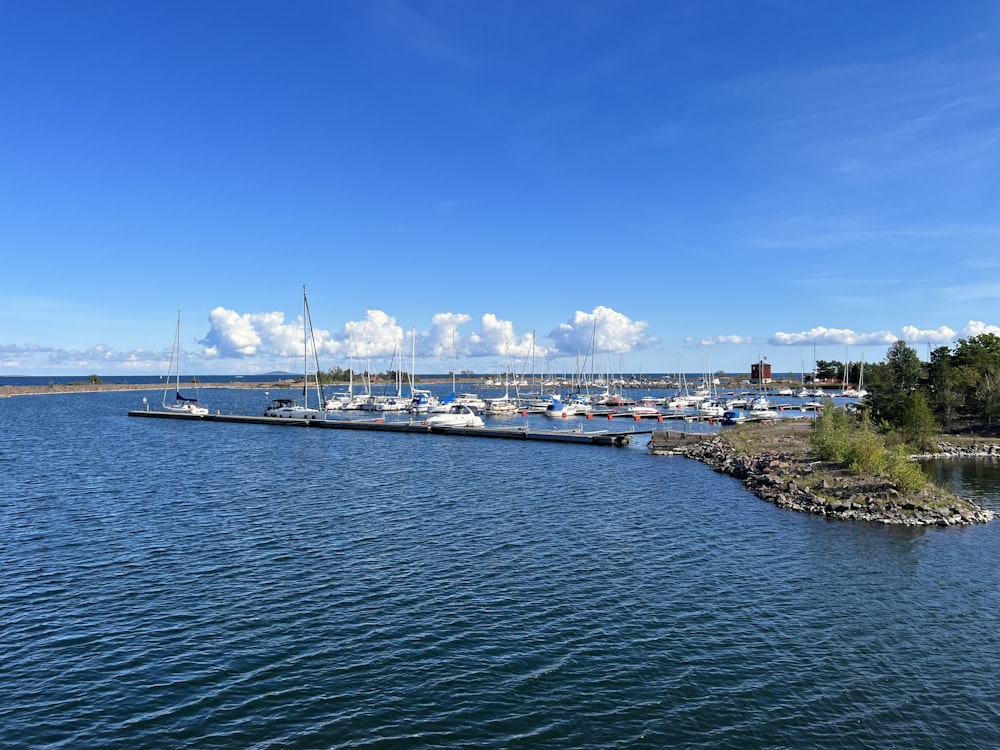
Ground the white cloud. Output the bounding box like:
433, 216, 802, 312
201, 307, 267, 357
338, 310, 405, 360
961, 320, 1000, 337
899, 325, 957, 343
193, 307, 550, 370
423, 312, 473, 359
548, 306, 651, 356
769, 326, 898, 346
686, 334, 753, 346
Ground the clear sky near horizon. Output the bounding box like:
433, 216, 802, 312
2, 1, 999, 377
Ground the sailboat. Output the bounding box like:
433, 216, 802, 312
264, 285, 325, 419
482, 343, 519, 415
162, 311, 208, 416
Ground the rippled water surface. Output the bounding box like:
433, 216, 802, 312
3, 390, 1000, 749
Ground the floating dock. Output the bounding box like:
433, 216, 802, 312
127, 409, 648, 447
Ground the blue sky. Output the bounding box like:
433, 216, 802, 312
3, 1, 999, 377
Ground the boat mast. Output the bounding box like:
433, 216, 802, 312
410, 328, 417, 394
163, 311, 181, 408
302, 284, 325, 410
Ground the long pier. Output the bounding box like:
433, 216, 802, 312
127, 409, 648, 447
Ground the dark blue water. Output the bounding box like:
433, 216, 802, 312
3, 390, 1000, 749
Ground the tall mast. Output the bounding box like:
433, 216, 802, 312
302, 285, 309, 409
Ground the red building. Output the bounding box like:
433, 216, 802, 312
751, 361, 772, 384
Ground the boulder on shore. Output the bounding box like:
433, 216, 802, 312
649, 431, 995, 526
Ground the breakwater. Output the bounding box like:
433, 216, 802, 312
649, 430, 995, 526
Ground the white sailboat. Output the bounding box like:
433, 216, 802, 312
162, 311, 208, 416
265, 285, 324, 419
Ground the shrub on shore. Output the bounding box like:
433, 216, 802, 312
813, 400, 927, 493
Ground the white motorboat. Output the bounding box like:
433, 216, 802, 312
543, 397, 575, 418
425, 403, 485, 428
454, 392, 487, 410
408, 389, 437, 414
696, 399, 727, 417
482, 396, 520, 415
265, 397, 322, 419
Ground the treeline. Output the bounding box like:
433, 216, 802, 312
860, 333, 1000, 439
314, 367, 410, 384
314, 368, 443, 384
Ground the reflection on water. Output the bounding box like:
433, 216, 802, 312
923, 457, 1000, 511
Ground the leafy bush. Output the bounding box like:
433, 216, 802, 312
812, 400, 852, 461
812, 405, 927, 494
846, 427, 887, 477
886, 445, 926, 493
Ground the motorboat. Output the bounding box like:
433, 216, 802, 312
482, 396, 520, 415
265, 397, 323, 419
409, 389, 437, 413
722, 410, 747, 425
543, 397, 584, 418
454, 392, 487, 410
425, 403, 485, 428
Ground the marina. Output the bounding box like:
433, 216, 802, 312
127, 407, 647, 446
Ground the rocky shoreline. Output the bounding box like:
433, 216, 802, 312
649, 428, 995, 527
0, 382, 270, 397
0, 379, 457, 398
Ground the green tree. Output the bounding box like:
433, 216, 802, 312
951, 334, 1000, 430
896, 391, 937, 449
868, 341, 924, 427
952, 333, 1000, 371
815, 360, 843, 381
884, 340, 923, 390
973, 366, 1000, 430
927, 345, 962, 430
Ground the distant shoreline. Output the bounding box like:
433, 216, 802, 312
0, 381, 272, 398
0, 380, 458, 398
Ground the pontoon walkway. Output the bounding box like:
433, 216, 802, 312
127, 409, 647, 447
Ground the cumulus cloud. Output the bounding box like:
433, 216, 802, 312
961, 320, 1000, 337
201, 307, 273, 357
769, 326, 898, 346
547, 306, 651, 357
196, 306, 552, 370
464, 313, 545, 360
201, 305, 352, 361
422, 312, 473, 359
899, 325, 957, 344
337, 310, 405, 360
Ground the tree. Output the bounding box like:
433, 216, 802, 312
867, 341, 924, 427
896, 391, 937, 449
973, 366, 1000, 431
884, 340, 923, 391
952, 333, 1000, 371
815, 360, 843, 381
927, 345, 963, 430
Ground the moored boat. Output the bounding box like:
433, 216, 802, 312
425, 403, 485, 428
162, 311, 208, 416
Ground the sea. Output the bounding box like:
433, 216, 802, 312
2, 383, 1000, 749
